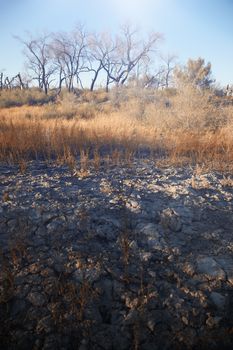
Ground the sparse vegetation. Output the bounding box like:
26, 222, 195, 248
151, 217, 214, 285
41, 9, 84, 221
0, 86, 232, 171
0, 88, 55, 108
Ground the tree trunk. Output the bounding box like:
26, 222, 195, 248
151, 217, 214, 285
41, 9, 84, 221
90, 74, 98, 91
90, 63, 102, 91
0, 73, 3, 90
105, 75, 110, 92
17, 73, 24, 90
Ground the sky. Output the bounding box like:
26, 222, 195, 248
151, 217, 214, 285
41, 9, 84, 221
0, 0, 233, 86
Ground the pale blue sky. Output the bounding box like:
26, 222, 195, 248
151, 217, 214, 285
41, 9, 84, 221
1, 0, 232, 86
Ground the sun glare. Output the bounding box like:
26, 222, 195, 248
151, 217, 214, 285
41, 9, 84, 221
111, 0, 155, 22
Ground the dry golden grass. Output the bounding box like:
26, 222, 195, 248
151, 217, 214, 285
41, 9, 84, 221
0, 87, 233, 171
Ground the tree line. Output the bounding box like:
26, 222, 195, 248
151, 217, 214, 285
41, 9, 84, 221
0, 24, 216, 94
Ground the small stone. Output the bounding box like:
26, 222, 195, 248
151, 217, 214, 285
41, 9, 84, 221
42, 212, 57, 224
40, 268, 55, 277
128, 200, 139, 208
183, 262, 195, 276
124, 309, 139, 325
36, 316, 53, 334
215, 257, 233, 286
42, 335, 58, 350
79, 343, 88, 350
160, 208, 182, 232
11, 299, 27, 316
147, 318, 155, 332
210, 292, 226, 309
28, 263, 41, 274
28, 292, 46, 307
206, 314, 222, 328
148, 270, 156, 278
129, 240, 138, 251
46, 220, 62, 233
196, 256, 226, 281
138, 223, 163, 250
182, 316, 189, 326
139, 223, 160, 239
172, 247, 181, 256
29, 208, 41, 220
141, 252, 152, 261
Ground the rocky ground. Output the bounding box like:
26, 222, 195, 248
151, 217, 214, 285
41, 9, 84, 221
0, 159, 233, 349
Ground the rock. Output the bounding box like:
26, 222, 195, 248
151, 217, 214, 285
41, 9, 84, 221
175, 206, 193, 224
215, 257, 233, 285
138, 223, 164, 250
124, 309, 139, 325
141, 201, 160, 222
11, 298, 28, 316
42, 335, 59, 350
93, 216, 119, 241
206, 314, 222, 328
84, 306, 103, 323
40, 268, 55, 277
26, 274, 43, 285
182, 225, 194, 236
78, 340, 89, 350
11, 331, 35, 350
27, 263, 41, 274
7, 218, 17, 229
147, 317, 156, 332
91, 326, 114, 350
172, 247, 181, 256
51, 253, 66, 273
182, 262, 195, 276
29, 208, 42, 221
127, 199, 139, 208
160, 208, 182, 232
42, 212, 58, 224
27, 292, 46, 307
46, 219, 64, 233
141, 252, 153, 262
129, 240, 138, 251
182, 316, 189, 326
112, 280, 124, 298
196, 257, 226, 281
210, 292, 227, 309
36, 316, 53, 334
139, 223, 160, 239
148, 309, 172, 326
74, 267, 101, 283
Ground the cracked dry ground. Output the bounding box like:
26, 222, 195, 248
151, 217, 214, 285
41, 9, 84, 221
0, 159, 233, 350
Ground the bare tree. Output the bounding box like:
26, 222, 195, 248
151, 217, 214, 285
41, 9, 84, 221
2, 75, 15, 89
15, 33, 56, 94
0, 72, 3, 90
159, 54, 177, 88
16, 73, 25, 89
13, 24, 163, 93
0, 71, 27, 90
85, 32, 116, 91
102, 24, 162, 88
4, 76, 11, 89
140, 69, 165, 89
51, 24, 88, 92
